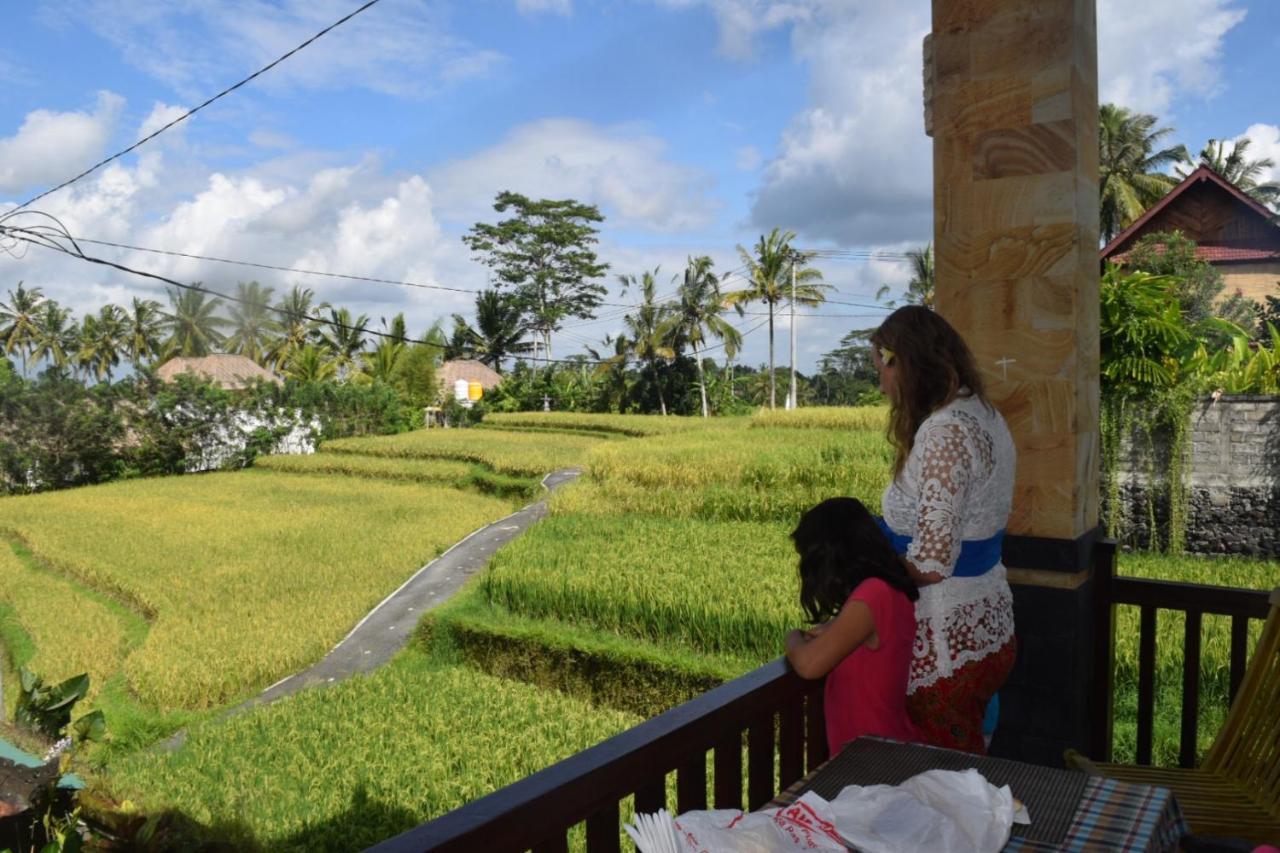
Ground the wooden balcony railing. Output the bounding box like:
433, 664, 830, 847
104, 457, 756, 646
1090, 539, 1273, 767
367, 659, 826, 853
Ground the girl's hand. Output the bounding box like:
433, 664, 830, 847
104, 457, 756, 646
785, 601, 877, 680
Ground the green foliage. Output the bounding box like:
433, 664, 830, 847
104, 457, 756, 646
462, 191, 610, 357
1098, 104, 1188, 242
1126, 231, 1225, 324
325, 425, 603, 477
16, 668, 90, 739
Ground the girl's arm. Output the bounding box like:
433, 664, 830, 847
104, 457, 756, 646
785, 599, 876, 680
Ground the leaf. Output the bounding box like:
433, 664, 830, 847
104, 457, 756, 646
73, 709, 106, 743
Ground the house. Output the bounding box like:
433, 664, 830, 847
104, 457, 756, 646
1100, 165, 1280, 304
437, 359, 502, 400
155, 354, 281, 390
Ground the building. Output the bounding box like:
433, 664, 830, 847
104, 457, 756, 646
155, 354, 281, 390
1100, 165, 1280, 304
437, 359, 502, 400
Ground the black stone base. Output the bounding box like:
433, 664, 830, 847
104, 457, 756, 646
1111, 484, 1280, 557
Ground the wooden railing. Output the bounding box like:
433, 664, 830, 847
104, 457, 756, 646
1091, 539, 1273, 767
367, 659, 827, 853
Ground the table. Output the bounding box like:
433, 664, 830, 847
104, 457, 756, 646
770, 738, 1188, 852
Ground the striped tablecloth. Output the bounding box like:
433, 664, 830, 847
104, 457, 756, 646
771, 738, 1188, 852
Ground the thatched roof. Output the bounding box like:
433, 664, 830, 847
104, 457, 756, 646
438, 359, 502, 391
156, 354, 280, 390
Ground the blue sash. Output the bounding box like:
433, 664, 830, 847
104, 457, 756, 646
874, 516, 1004, 578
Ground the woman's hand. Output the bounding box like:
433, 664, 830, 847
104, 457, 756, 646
903, 557, 945, 586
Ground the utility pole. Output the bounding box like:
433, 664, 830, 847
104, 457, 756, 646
787, 258, 797, 410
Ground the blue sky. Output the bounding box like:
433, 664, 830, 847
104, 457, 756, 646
2, 0, 1278, 371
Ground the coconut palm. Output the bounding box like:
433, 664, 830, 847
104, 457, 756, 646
361, 338, 404, 384
1180, 138, 1280, 205
284, 343, 337, 383
723, 228, 828, 409
905, 243, 935, 308
224, 281, 280, 366
76, 304, 128, 382
665, 256, 742, 417
162, 287, 229, 357
124, 297, 165, 370
620, 268, 675, 416
270, 286, 328, 370
454, 289, 531, 373
31, 300, 78, 372
1099, 104, 1189, 242
318, 306, 370, 381
0, 283, 46, 376
588, 332, 631, 412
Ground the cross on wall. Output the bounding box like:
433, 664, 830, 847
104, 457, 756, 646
996, 356, 1016, 380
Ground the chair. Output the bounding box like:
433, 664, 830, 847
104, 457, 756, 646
1087, 587, 1280, 844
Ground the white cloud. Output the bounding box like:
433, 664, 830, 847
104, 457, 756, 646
657, 0, 811, 60
0, 91, 123, 194
1238, 124, 1280, 186
138, 102, 190, 140
748, 0, 933, 246
735, 146, 761, 172
1098, 0, 1245, 114
46, 0, 508, 98
516, 0, 572, 16
428, 118, 716, 232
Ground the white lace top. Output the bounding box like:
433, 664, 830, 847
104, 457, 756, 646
881, 393, 1017, 693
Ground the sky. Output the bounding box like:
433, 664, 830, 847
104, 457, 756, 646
1, 0, 1278, 372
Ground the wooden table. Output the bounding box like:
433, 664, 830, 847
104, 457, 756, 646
769, 738, 1189, 852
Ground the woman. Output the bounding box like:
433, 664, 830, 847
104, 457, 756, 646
869, 306, 1016, 754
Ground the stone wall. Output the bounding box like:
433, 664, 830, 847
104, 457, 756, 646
1113, 396, 1280, 556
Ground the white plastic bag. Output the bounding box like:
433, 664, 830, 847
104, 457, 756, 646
826, 768, 1015, 853
627, 793, 847, 853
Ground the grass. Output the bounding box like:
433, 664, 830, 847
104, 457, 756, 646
254, 453, 540, 499
1109, 550, 1276, 765
100, 649, 640, 853
323, 427, 603, 477
0, 471, 513, 711
484, 412, 724, 437
750, 405, 888, 432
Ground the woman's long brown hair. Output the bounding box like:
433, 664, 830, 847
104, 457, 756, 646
870, 306, 990, 478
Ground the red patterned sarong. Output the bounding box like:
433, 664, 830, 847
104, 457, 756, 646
905, 637, 1016, 754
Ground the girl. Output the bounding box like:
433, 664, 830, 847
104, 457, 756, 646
785, 497, 923, 755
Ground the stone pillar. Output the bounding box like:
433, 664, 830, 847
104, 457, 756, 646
926, 0, 1102, 765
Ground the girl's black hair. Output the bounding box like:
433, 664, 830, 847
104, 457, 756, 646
791, 496, 918, 623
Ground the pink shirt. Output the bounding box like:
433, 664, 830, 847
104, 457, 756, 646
824, 578, 923, 754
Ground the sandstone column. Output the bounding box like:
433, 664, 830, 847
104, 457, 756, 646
926, 0, 1102, 763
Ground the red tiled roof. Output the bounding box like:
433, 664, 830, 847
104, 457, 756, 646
1111, 243, 1280, 265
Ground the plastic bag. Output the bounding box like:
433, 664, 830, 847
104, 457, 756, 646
627, 794, 847, 853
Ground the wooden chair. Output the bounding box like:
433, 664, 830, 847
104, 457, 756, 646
1090, 587, 1280, 844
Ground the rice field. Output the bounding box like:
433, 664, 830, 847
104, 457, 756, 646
323, 427, 604, 476
484, 412, 720, 437
750, 405, 888, 432
102, 651, 639, 852
0, 471, 513, 710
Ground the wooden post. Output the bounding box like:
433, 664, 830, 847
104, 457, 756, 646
926, 0, 1102, 764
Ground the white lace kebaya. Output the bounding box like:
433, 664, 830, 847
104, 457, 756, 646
880, 392, 1017, 694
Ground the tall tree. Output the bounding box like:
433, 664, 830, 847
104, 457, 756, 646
666, 256, 742, 417
124, 297, 165, 370
284, 344, 336, 383
0, 283, 46, 376
1098, 103, 1189, 242
270, 286, 327, 370
462, 191, 609, 363
1181, 137, 1280, 205
162, 287, 229, 357
225, 281, 280, 366
905, 243, 935, 308
723, 228, 828, 409
318, 307, 369, 381
620, 268, 676, 416
31, 300, 78, 372
76, 304, 128, 382
361, 338, 404, 384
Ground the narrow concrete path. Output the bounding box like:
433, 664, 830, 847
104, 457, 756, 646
162, 468, 579, 749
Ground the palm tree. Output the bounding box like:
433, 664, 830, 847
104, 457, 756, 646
1181, 138, 1280, 205
284, 344, 337, 383
459, 289, 530, 373
361, 338, 404, 384
0, 283, 46, 376
1099, 104, 1189, 242
124, 297, 165, 370
76, 304, 128, 382
225, 281, 280, 366
163, 287, 229, 357
723, 228, 828, 409
620, 268, 675, 416
589, 332, 631, 412
31, 300, 78, 372
318, 306, 370, 381
905, 243, 935, 308
270, 286, 328, 370
665, 256, 742, 417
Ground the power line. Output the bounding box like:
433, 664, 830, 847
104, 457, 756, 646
10, 0, 384, 212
